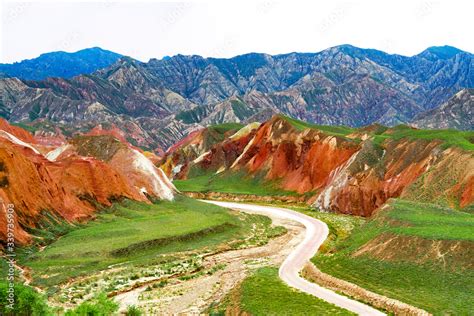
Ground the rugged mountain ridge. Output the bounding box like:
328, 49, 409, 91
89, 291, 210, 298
413, 88, 473, 130
1, 45, 472, 152
0, 120, 175, 246
161, 115, 474, 216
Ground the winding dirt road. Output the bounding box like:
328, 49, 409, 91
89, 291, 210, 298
204, 200, 385, 316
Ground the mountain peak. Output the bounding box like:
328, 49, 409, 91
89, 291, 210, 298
418, 45, 465, 60
116, 55, 138, 65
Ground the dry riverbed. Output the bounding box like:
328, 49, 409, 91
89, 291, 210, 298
114, 214, 305, 314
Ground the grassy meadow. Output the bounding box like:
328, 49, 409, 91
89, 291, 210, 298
281, 114, 355, 136
174, 170, 299, 196
17, 196, 270, 289
373, 125, 474, 150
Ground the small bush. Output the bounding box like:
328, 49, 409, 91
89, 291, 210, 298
65, 293, 118, 315
126, 305, 142, 316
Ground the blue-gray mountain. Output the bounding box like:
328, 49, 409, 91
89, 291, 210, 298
0, 47, 122, 80
413, 88, 473, 130
0, 45, 472, 151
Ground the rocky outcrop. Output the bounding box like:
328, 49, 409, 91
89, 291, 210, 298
228, 117, 359, 194
160, 123, 245, 178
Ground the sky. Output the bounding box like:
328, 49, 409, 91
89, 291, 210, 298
0, 0, 473, 63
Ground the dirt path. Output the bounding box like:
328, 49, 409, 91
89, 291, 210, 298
114, 200, 428, 315
5, 258, 44, 294
115, 211, 306, 314
115, 200, 383, 315
205, 201, 385, 316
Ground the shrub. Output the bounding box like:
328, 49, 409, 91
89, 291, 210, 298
0, 282, 51, 316
126, 305, 142, 316
65, 293, 118, 315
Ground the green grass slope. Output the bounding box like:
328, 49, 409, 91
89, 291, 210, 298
282, 115, 474, 151
373, 125, 474, 151
18, 196, 260, 288
312, 199, 474, 314
210, 267, 354, 315
280, 115, 355, 136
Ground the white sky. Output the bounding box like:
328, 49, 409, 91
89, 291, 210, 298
0, 0, 473, 63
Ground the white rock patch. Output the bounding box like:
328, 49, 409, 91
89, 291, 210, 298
131, 149, 175, 201
0, 130, 41, 155
45, 144, 71, 161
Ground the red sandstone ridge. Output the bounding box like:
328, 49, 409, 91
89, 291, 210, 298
160, 123, 245, 178
161, 116, 360, 194
86, 124, 129, 142
0, 119, 36, 143
234, 117, 358, 194
162, 115, 474, 216
0, 122, 176, 247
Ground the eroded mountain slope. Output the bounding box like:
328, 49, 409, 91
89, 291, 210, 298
163, 115, 474, 216
0, 121, 175, 246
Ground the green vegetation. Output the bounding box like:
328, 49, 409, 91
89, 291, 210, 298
175, 105, 210, 124
385, 199, 474, 240
312, 199, 474, 314
280, 115, 474, 151
280, 114, 355, 136
23, 210, 78, 246
0, 282, 52, 315
65, 293, 118, 315
10, 122, 37, 133
209, 122, 244, 134
126, 305, 143, 316
210, 267, 354, 315
176, 103, 247, 127
230, 99, 255, 120
21, 196, 265, 288
28, 103, 41, 121
174, 170, 298, 196
11, 119, 78, 138
373, 125, 474, 151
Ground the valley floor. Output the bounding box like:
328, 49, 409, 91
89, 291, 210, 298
2, 196, 472, 315
114, 206, 306, 314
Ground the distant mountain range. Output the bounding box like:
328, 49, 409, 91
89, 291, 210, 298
0, 47, 122, 80
0, 45, 472, 151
